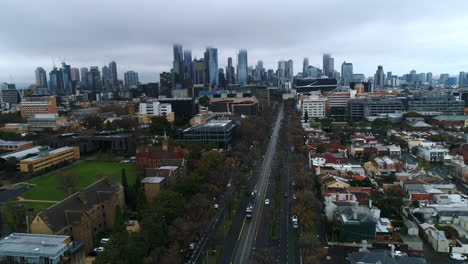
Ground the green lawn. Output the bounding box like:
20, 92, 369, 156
22, 161, 136, 201
3, 201, 54, 227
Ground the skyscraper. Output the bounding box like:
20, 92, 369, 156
285, 59, 294, 80
237, 49, 248, 85
302, 58, 309, 78
49, 67, 63, 94
183, 50, 192, 81
101, 65, 111, 92
374, 65, 385, 89
61, 62, 71, 95
204, 47, 219, 87
255, 60, 264, 82
87, 66, 101, 94
323, 53, 334, 78
80, 68, 88, 82
341, 62, 353, 86
426, 72, 433, 84
124, 71, 139, 87
70, 68, 80, 82
459, 72, 466, 88
35, 67, 48, 88
226, 57, 235, 84
109, 61, 118, 90
173, 44, 184, 83
278, 60, 287, 80
193, 58, 205, 85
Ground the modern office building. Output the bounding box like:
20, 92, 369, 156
286, 59, 294, 80
183, 50, 192, 81
0, 233, 84, 264
374, 65, 385, 89
302, 58, 309, 78
27, 114, 68, 131
20, 96, 58, 119
35, 67, 48, 88
460, 72, 466, 88
341, 62, 353, 86
173, 44, 184, 83
348, 98, 403, 120
49, 67, 63, 95
237, 49, 248, 85
205, 47, 219, 87
124, 71, 139, 87
178, 120, 236, 150
299, 95, 328, 119
61, 62, 71, 95
70, 68, 80, 82
138, 102, 174, 124
426, 72, 433, 84
159, 97, 198, 122
79, 68, 88, 83
1, 86, 20, 105
193, 59, 206, 85
19, 146, 80, 174
86, 66, 101, 96
405, 94, 464, 115
109, 61, 118, 90
226, 57, 235, 84
278, 60, 287, 80
323, 54, 334, 78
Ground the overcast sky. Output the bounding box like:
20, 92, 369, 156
1, 0, 468, 87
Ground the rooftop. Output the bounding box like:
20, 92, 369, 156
0, 140, 32, 147
0, 233, 69, 257
0, 146, 42, 160
141, 177, 165, 184
22, 147, 75, 162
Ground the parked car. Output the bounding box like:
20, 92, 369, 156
292, 194, 297, 200
100, 238, 110, 245
450, 253, 467, 260
265, 199, 270, 205
189, 242, 197, 250
91, 247, 104, 256
394, 250, 407, 257
292, 222, 298, 229
214, 203, 220, 209
291, 215, 298, 223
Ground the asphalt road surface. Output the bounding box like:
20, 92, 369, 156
231, 106, 284, 264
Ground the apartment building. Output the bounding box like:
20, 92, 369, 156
138, 101, 174, 124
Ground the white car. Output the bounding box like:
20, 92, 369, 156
93, 247, 104, 254
100, 238, 110, 244
292, 222, 299, 229
189, 242, 197, 250
214, 203, 219, 209
265, 199, 270, 205
291, 215, 298, 223
450, 253, 467, 260
394, 250, 407, 257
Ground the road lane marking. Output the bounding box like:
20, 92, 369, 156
238, 218, 247, 240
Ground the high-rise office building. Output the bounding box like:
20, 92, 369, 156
173, 44, 184, 83
323, 54, 334, 78
49, 67, 63, 95
226, 57, 235, 84
183, 50, 192, 81
374, 65, 385, 89
101, 66, 111, 92
61, 62, 71, 95
80, 68, 88, 82
303, 58, 309, 78
386, 72, 392, 80
341, 62, 353, 86
70, 68, 80, 82
426, 72, 433, 84
459, 72, 466, 88
124, 71, 139, 87
419, 73, 426, 83
286, 59, 294, 80
87, 66, 101, 94
35, 67, 48, 88
109, 61, 118, 90
237, 49, 248, 85
439, 74, 449, 85
278, 60, 287, 80
255, 60, 264, 82
193, 59, 206, 85
204, 47, 219, 87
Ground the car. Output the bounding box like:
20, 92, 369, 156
291, 215, 298, 223
450, 253, 468, 260
214, 203, 220, 209
291, 181, 296, 186
292, 222, 299, 229
265, 199, 270, 205
394, 250, 407, 257
189, 242, 197, 250
292, 194, 297, 200
126, 220, 135, 226
226, 182, 232, 188
92, 247, 104, 255
100, 238, 110, 245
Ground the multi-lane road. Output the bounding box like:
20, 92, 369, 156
230, 106, 284, 264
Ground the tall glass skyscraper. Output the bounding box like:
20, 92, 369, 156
204, 47, 219, 87
109, 61, 118, 90
341, 62, 353, 86
302, 58, 309, 78
173, 44, 184, 83
35, 67, 48, 88
237, 49, 248, 85
183, 50, 192, 81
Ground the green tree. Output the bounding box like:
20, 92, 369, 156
149, 116, 174, 136
403, 112, 422, 119
121, 168, 130, 207
198, 96, 210, 107
113, 206, 126, 233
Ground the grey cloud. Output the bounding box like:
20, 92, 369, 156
1, 0, 468, 85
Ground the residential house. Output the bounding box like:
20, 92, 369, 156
425, 228, 450, 253
418, 145, 449, 163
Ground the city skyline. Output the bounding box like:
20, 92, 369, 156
2, 0, 468, 86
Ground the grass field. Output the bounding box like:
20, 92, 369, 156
3, 201, 54, 227
21, 161, 137, 201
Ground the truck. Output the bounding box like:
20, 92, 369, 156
246, 202, 254, 219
